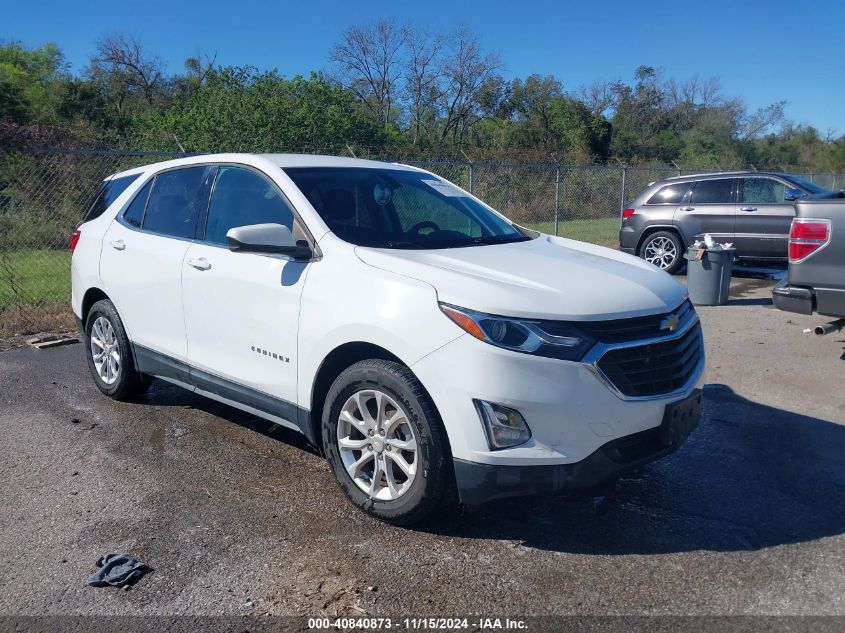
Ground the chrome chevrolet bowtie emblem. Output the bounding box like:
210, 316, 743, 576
660, 315, 681, 332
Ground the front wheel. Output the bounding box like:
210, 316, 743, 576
640, 231, 685, 274
322, 359, 453, 525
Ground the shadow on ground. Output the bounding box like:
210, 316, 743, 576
136, 378, 845, 555
423, 384, 845, 554
135, 379, 320, 456
726, 297, 773, 306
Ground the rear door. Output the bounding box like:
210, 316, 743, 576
735, 177, 793, 258
677, 178, 737, 245
100, 165, 214, 364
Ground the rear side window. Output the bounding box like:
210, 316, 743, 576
647, 183, 688, 204
689, 179, 735, 204
142, 166, 215, 239
741, 178, 786, 204
123, 180, 152, 228
204, 167, 296, 245
83, 174, 139, 222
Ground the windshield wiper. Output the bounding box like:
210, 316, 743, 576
472, 235, 528, 246
388, 241, 427, 249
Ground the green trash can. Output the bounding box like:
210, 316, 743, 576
684, 247, 735, 306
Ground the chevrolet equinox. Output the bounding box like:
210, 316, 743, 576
71, 154, 704, 524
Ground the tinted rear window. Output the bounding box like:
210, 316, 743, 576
142, 167, 215, 239
689, 179, 735, 204
123, 180, 152, 228
647, 183, 688, 204
83, 174, 140, 223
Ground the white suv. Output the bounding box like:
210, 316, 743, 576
71, 153, 704, 524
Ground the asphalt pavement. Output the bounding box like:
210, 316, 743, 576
1, 272, 843, 617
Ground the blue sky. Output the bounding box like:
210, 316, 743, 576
6, 0, 844, 134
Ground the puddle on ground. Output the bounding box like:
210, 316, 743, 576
150, 426, 166, 450
730, 277, 775, 298
729, 265, 786, 297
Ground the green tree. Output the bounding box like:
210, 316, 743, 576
0, 41, 68, 123
138, 68, 391, 153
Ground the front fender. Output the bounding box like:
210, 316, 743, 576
296, 236, 463, 408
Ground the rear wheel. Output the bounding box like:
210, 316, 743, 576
640, 231, 684, 274
322, 359, 453, 525
85, 299, 150, 399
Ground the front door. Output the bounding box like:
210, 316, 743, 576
734, 177, 794, 258
676, 178, 737, 247
100, 166, 214, 362
181, 165, 311, 429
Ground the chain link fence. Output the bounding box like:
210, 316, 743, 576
1, 147, 841, 338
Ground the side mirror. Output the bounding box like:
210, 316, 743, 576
784, 188, 804, 201
226, 223, 312, 260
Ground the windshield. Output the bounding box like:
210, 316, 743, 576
783, 175, 829, 195
284, 167, 531, 249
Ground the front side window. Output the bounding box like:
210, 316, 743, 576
142, 166, 214, 239
689, 179, 735, 204
83, 173, 140, 223
647, 183, 688, 205
741, 178, 786, 204
284, 167, 528, 249
204, 167, 296, 245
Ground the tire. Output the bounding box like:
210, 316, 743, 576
639, 231, 685, 274
84, 299, 151, 400
322, 359, 453, 525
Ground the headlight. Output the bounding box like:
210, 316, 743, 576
439, 303, 595, 361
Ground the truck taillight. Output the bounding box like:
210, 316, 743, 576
621, 208, 636, 219
788, 219, 830, 262
70, 229, 81, 253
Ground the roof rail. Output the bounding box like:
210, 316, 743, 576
663, 170, 757, 181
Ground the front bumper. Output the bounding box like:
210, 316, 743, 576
453, 389, 701, 505
411, 313, 704, 483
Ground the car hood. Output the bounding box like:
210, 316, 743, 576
355, 235, 687, 321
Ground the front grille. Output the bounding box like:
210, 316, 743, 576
576, 299, 695, 343
596, 322, 703, 397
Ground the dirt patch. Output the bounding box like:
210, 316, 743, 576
0, 303, 76, 348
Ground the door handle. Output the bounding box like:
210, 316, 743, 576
679, 206, 695, 212
110, 239, 125, 251
187, 257, 211, 271
740, 206, 757, 212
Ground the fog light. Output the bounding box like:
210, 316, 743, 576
474, 400, 531, 450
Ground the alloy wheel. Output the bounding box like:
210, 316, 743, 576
643, 236, 678, 270
90, 316, 121, 385
337, 389, 418, 501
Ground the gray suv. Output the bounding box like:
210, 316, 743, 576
619, 171, 830, 273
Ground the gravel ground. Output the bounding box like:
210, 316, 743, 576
0, 271, 843, 618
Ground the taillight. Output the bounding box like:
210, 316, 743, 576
622, 208, 636, 219
788, 219, 830, 262
70, 229, 81, 253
